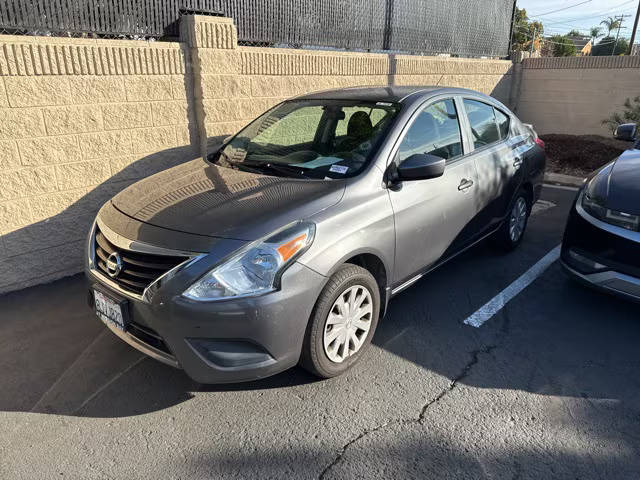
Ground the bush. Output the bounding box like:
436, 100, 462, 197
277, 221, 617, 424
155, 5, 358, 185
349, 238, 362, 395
592, 36, 629, 56
550, 35, 577, 57
602, 97, 640, 133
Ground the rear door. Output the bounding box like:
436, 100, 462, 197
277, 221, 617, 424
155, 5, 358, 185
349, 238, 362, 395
460, 98, 522, 239
387, 97, 479, 286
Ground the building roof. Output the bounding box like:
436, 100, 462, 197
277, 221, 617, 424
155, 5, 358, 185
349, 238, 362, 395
567, 35, 591, 50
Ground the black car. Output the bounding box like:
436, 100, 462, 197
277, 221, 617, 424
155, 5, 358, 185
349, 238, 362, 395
562, 123, 640, 302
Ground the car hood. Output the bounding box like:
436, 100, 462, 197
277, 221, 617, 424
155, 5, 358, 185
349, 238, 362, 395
111, 159, 346, 241
604, 148, 640, 214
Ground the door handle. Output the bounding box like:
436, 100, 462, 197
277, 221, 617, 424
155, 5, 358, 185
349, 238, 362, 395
513, 156, 523, 169
458, 179, 474, 191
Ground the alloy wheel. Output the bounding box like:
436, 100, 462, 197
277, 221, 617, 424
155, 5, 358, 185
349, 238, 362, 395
509, 196, 528, 242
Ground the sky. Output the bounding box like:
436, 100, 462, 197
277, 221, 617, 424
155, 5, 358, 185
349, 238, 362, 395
516, 0, 638, 39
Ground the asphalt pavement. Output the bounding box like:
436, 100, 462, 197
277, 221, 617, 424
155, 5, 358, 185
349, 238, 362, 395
1, 186, 639, 479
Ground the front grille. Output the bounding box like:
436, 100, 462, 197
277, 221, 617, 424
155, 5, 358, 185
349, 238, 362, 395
94, 225, 189, 296
563, 209, 640, 279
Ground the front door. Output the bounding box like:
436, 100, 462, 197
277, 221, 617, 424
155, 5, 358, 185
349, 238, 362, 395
388, 98, 478, 286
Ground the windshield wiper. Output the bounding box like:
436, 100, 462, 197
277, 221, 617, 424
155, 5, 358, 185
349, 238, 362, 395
239, 161, 312, 179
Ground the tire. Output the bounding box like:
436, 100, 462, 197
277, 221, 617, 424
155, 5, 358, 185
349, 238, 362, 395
300, 264, 380, 379
494, 189, 531, 251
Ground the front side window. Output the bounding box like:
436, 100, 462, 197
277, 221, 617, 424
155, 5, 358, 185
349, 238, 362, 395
214, 100, 400, 179
463, 99, 500, 148
397, 98, 463, 165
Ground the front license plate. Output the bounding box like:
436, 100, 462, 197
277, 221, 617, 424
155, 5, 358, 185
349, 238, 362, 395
94, 290, 127, 331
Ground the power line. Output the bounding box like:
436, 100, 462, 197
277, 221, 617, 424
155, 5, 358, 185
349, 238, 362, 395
541, 9, 637, 29
513, 25, 621, 46
518, 2, 637, 37
530, 0, 637, 25
528, 0, 593, 18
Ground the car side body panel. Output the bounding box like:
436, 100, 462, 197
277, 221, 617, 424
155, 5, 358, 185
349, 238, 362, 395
296, 166, 396, 286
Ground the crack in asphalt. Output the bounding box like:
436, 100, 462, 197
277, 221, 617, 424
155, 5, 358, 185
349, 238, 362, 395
318, 343, 498, 479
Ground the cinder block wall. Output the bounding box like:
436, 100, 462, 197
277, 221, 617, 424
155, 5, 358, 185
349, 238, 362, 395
516, 56, 640, 136
181, 16, 515, 153
0, 36, 199, 292
394, 55, 513, 102
0, 15, 514, 294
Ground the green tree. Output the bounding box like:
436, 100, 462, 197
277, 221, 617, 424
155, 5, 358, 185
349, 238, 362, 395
512, 8, 544, 52
550, 35, 577, 57
568, 29, 582, 36
602, 96, 640, 133
589, 26, 603, 42
592, 36, 630, 56
600, 16, 621, 35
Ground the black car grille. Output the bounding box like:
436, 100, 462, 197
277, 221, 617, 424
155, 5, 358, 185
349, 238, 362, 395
563, 208, 640, 278
94, 226, 189, 296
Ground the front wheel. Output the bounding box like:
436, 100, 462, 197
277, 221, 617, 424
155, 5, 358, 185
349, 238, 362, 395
494, 191, 531, 251
300, 264, 380, 379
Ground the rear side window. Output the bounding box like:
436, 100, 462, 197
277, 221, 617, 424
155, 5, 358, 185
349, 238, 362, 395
398, 98, 463, 164
495, 108, 510, 139
463, 99, 500, 148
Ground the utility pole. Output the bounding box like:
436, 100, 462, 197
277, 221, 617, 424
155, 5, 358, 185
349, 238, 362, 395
507, 0, 518, 57
530, 28, 537, 56
629, 0, 640, 55
612, 14, 631, 55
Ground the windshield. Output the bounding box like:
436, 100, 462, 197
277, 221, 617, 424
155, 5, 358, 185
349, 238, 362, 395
211, 99, 401, 179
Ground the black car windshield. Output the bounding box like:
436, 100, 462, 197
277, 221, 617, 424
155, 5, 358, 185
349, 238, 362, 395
211, 99, 401, 179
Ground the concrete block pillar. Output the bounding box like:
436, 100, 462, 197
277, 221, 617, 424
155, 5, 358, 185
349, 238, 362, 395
180, 15, 239, 159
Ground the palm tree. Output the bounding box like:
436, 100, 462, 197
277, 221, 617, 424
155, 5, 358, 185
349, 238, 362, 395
600, 17, 621, 35
589, 26, 603, 42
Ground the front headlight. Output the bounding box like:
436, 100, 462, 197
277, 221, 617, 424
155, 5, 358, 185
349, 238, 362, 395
182, 222, 315, 301
582, 193, 639, 232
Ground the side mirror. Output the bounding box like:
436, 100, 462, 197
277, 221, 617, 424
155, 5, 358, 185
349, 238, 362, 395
614, 123, 637, 142
397, 153, 446, 181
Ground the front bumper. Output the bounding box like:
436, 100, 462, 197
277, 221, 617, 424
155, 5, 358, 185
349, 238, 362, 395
561, 192, 640, 302
561, 262, 640, 302
87, 259, 326, 383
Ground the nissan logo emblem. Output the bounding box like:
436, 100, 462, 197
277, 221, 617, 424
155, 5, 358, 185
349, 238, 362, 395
106, 252, 123, 278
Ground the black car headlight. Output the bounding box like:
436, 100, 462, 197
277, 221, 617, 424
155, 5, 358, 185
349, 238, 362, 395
182, 222, 315, 301
582, 191, 639, 232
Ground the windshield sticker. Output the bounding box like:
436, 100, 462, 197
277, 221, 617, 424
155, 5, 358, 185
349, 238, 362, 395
329, 164, 349, 174
376, 102, 393, 106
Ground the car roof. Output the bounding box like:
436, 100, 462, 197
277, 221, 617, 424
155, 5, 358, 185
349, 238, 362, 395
293, 86, 490, 104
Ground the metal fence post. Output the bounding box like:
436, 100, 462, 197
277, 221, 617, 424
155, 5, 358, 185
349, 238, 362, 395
383, 0, 394, 51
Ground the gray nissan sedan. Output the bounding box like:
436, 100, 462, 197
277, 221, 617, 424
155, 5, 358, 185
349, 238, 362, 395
86, 86, 546, 383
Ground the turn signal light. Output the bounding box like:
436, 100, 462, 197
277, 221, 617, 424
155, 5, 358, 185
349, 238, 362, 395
277, 233, 308, 262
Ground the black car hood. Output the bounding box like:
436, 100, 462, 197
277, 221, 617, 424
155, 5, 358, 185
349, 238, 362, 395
605, 149, 640, 215
112, 159, 345, 241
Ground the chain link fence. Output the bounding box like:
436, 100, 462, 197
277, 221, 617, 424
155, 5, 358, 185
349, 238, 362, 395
0, 0, 514, 57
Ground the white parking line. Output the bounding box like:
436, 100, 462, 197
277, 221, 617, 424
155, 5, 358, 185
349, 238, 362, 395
464, 245, 562, 328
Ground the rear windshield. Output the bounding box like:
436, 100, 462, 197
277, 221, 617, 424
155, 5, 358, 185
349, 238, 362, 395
211, 99, 401, 179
